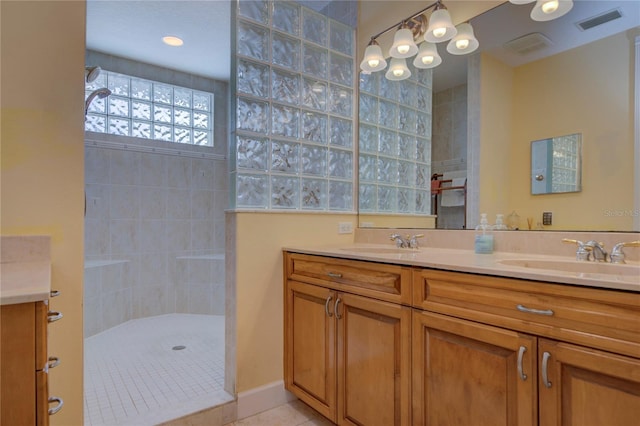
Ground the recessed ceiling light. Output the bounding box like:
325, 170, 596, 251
162, 36, 184, 47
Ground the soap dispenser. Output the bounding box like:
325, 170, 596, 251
474, 213, 494, 254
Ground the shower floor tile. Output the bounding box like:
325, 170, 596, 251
84, 313, 232, 426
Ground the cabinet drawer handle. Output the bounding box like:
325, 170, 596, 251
542, 351, 552, 388
48, 356, 60, 369
327, 272, 342, 278
516, 304, 554, 316
47, 311, 63, 323
517, 346, 527, 381
50, 290, 60, 298
48, 397, 64, 415
334, 298, 342, 320
325, 296, 333, 317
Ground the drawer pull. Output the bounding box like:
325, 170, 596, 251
516, 304, 554, 316
542, 351, 552, 388
334, 298, 342, 320
48, 356, 60, 369
325, 296, 333, 317
50, 290, 60, 298
48, 397, 64, 415
47, 311, 63, 323
327, 272, 343, 279
517, 346, 527, 381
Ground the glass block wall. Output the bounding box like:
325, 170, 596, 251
358, 63, 433, 214
231, 0, 355, 210
551, 133, 581, 193
85, 70, 214, 146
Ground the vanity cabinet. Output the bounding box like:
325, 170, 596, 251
413, 269, 640, 426
1, 300, 50, 425
284, 253, 412, 425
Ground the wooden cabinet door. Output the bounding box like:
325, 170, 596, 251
336, 293, 411, 426
538, 339, 640, 426
412, 310, 537, 426
285, 280, 337, 422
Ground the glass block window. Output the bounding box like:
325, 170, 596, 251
233, 0, 355, 211
358, 63, 433, 214
85, 71, 214, 147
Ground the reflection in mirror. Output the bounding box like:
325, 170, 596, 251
357, 0, 639, 231
531, 134, 582, 195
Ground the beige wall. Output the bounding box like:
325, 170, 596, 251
478, 53, 514, 220
1, 1, 87, 424
480, 31, 635, 231
359, 214, 435, 228
231, 212, 357, 392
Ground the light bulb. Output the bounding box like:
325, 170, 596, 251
393, 69, 404, 77
542, 0, 559, 13
397, 44, 410, 54
456, 39, 469, 49
368, 59, 380, 68
422, 55, 434, 65
432, 27, 447, 38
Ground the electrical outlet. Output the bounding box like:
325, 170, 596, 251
542, 211, 552, 226
338, 222, 353, 234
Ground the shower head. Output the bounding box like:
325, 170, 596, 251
85, 66, 102, 83
85, 88, 112, 118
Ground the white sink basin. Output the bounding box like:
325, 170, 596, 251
340, 247, 419, 254
498, 258, 640, 278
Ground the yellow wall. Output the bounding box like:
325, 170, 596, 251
478, 54, 514, 219
232, 212, 356, 392
1, 1, 86, 425
504, 31, 635, 231
358, 214, 435, 228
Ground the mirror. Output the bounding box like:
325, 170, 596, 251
357, 0, 639, 231
531, 133, 582, 195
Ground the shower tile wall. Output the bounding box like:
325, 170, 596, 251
84, 146, 228, 337
432, 84, 468, 170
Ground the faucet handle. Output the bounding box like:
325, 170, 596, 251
409, 234, 424, 249
610, 241, 640, 264
562, 238, 591, 261
390, 233, 406, 248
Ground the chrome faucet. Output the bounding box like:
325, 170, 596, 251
390, 234, 424, 249
584, 240, 608, 262
609, 241, 640, 264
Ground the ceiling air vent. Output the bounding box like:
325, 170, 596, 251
503, 33, 553, 56
576, 9, 623, 31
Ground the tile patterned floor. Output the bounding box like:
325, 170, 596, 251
84, 314, 233, 425
225, 400, 334, 426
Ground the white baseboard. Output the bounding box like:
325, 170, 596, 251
236, 380, 297, 420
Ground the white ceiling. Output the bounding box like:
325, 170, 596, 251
86, 1, 639, 86
86, 0, 232, 81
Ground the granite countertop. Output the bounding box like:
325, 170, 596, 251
1, 235, 52, 305
284, 244, 640, 293
0, 261, 51, 305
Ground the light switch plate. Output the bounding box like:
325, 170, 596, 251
338, 222, 353, 234
542, 211, 552, 225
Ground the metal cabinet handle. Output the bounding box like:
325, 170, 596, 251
47, 311, 63, 323
48, 397, 64, 415
542, 351, 552, 388
517, 346, 527, 381
327, 272, 342, 278
516, 304, 554, 316
324, 296, 333, 317
48, 356, 60, 370
50, 290, 60, 298
334, 298, 342, 319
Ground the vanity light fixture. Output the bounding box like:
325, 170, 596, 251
360, 0, 476, 81
162, 35, 184, 47
509, 0, 574, 22
446, 22, 479, 55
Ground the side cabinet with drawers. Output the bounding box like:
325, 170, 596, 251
1, 292, 63, 425
284, 252, 640, 426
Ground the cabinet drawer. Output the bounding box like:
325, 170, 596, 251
285, 252, 412, 305
413, 269, 640, 358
